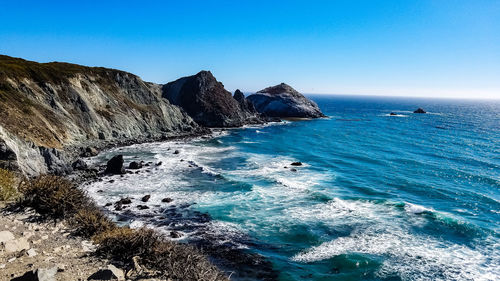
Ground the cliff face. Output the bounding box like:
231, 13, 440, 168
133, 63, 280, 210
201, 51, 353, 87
162, 71, 263, 127
0, 55, 198, 175
247, 83, 325, 118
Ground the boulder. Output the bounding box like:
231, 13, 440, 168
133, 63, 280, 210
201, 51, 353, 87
4, 237, 30, 253
128, 161, 142, 170
137, 205, 149, 210
414, 108, 426, 114
71, 159, 88, 170
390, 112, 397, 116
161, 197, 173, 203
162, 71, 262, 127
87, 267, 123, 281
141, 195, 151, 202
290, 162, 303, 166
105, 155, 125, 175
173, 150, 180, 154
247, 83, 325, 118
0, 230, 15, 244
82, 146, 99, 157
11, 267, 58, 281
170, 231, 181, 238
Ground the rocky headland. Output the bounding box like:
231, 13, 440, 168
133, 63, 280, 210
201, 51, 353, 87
247, 83, 325, 118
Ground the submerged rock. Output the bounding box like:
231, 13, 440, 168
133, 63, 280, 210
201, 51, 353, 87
105, 155, 125, 175
128, 161, 142, 170
247, 83, 325, 118
414, 108, 426, 114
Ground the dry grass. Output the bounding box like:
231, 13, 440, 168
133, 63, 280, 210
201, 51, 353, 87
15, 175, 229, 280
0, 168, 19, 201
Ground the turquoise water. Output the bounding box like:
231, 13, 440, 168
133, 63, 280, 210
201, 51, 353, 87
87, 95, 500, 280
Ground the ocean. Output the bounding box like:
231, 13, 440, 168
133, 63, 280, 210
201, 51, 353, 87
84, 95, 500, 281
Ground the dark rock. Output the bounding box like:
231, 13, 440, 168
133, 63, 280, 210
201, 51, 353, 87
390, 112, 397, 116
117, 197, 132, 205
141, 195, 151, 202
161, 197, 173, 203
39, 147, 71, 175
98, 132, 106, 140
128, 161, 142, 169
137, 205, 149, 210
104, 155, 125, 175
87, 269, 118, 280
170, 231, 181, 238
71, 159, 87, 170
290, 168, 297, 172
83, 146, 99, 157
162, 71, 262, 127
11, 267, 58, 281
173, 150, 180, 154
108, 180, 114, 183
97, 190, 104, 193
233, 89, 256, 113
155, 161, 162, 166
0, 139, 18, 171
291, 162, 302, 166
414, 108, 426, 114
104, 203, 112, 207
247, 83, 325, 118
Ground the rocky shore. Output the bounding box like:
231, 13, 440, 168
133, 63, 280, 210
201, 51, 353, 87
0, 54, 325, 280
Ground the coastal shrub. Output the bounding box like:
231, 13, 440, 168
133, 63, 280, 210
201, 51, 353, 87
0, 168, 19, 201
94, 227, 228, 281
19, 175, 89, 219
70, 207, 116, 238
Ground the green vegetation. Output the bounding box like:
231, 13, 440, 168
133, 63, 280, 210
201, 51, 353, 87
0, 168, 19, 201
15, 175, 228, 280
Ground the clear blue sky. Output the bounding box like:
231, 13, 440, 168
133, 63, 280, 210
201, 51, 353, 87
1, 0, 499, 99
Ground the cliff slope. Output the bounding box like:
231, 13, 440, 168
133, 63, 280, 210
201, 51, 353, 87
0, 55, 198, 175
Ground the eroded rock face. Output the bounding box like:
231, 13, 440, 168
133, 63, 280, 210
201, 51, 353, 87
0, 55, 199, 175
247, 83, 325, 118
162, 71, 262, 127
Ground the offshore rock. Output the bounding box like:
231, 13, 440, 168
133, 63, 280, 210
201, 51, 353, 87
414, 108, 426, 114
247, 83, 325, 118
104, 155, 125, 175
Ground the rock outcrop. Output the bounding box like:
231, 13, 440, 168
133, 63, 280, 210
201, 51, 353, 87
247, 83, 325, 118
414, 108, 426, 114
0, 55, 199, 175
161, 71, 263, 127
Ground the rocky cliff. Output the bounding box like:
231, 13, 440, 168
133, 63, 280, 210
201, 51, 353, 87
0, 55, 199, 175
161, 71, 263, 127
247, 83, 325, 118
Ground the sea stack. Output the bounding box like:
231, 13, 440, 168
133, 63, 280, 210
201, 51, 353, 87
161, 71, 262, 127
247, 83, 325, 118
414, 108, 426, 114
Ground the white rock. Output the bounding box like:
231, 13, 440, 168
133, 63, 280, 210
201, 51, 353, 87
0, 264, 5, 269
41, 235, 49, 240
8, 257, 16, 263
108, 264, 125, 281
37, 266, 58, 281
0, 230, 15, 243
5, 237, 30, 253
27, 248, 37, 257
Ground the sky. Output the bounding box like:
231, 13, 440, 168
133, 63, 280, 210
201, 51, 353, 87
0, 0, 499, 99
